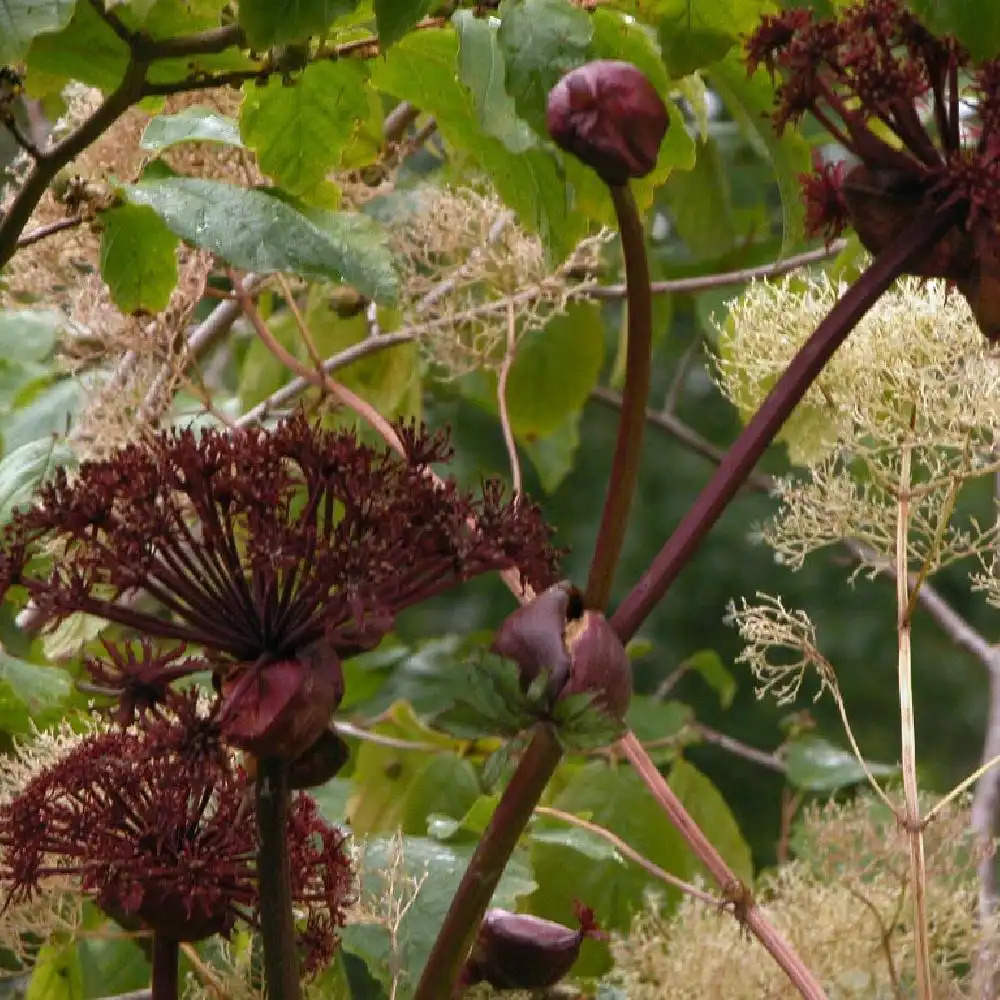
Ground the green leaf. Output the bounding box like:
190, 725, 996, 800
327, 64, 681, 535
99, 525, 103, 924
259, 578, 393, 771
504, 301, 605, 437
42, 610, 108, 661
237, 0, 356, 47
681, 648, 737, 708
301, 285, 419, 418
785, 735, 899, 793
25, 0, 128, 94
646, 0, 773, 77
139, 106, 243, 152
0, 652, 72, 733
343, 834, 535, 999
26, 939, 83, 1000
552, 692, 625, 751
908, 0, 1000, 63
664, 137, 738, 259
77, 933, 150, 998
669, 756, 753, 885
529, 761, 690, 978
240, 61, 373, 200
0, 437, 75, 524
376, 0, 435, 49
348, 702, 469, 834
99, 204, 179, 313
124, 178, 399, 302
433, 652, 541, 739
398, 753, 481, 835
625, 695, 691, 763
708, 57, 812, 253
497, 0, 593, 136
4, 377, 85, 454
0, 0, 75, 63
373, 29, 583, 260
0, 309, 61, 362
454, 10, 538, 154
521, 408, 581, 494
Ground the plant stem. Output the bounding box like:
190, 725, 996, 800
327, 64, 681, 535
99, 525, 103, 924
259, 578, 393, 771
618, 732, 828, 1000
256, 757, 300, 1000
150, 935, 179, 1000
609, 204, 962, 643
412, 723, 563, 1000
896, 437, 933, 1000
585, 184, 653, 610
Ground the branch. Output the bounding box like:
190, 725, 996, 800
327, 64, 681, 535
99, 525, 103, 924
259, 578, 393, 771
0, 58, 148, 267
140, 18, 446, 97
609, 205, 962, 643
692, 723, 787, 774
15, 214, 87, 249
585, 241, 846, 300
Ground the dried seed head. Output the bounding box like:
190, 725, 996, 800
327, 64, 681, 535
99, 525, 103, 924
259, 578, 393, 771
547, 60, 669, 185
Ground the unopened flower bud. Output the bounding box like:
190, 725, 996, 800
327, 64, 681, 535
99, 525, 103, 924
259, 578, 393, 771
563, 609, 631, 722
493, 583, 631, 721
547, 60, 669, 185
461, 904, 602, 990
492, 581, 579, 698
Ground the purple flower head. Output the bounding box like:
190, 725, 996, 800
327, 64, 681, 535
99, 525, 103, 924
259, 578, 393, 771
746, 0, 1000, 339
0, 699, 352, 967
0, 414, 560, 758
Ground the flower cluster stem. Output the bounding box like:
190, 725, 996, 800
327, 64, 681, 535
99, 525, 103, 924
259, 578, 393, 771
412, 723, 563, 1000
151, 934, 179, 1000
585, 184, 653, 610
255, 757, 300, 1000
610, 203, 962, 643
896, 438, 933, 1000
619, 732, 828, 1000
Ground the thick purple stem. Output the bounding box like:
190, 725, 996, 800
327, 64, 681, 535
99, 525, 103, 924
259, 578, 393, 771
411, 724, 563, 1000
256, 757, 300, 1000
610, 203, 962, 642
585, 184, 653, 610
151, 934, 179, 1000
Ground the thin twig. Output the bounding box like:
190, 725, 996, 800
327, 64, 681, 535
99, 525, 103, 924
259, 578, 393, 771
534, 805, 722, 906
497, 300, 522, 495
692, 723, 787, 774
15, 214, 87, 248
586, 241, 846, 300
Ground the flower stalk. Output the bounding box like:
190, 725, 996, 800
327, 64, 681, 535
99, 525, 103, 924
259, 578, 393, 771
151, 935, 180, 1000
610, 202, 962, 644
256, 757, 300, 1000
585, 183, 654, 610
895, 431, 932, 1000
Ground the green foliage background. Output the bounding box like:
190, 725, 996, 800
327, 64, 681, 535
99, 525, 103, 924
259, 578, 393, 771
1, 0, 998, 995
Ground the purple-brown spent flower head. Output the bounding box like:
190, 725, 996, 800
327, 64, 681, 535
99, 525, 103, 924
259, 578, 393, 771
800, 159, 850, 244
547, 60, 669, 186
0, 413, 561, 758
493, 581, 631, 722
460, 902, 603, 990
745, 0, 1000, 339
80, 638, 204, 727
0, 702, 352, 967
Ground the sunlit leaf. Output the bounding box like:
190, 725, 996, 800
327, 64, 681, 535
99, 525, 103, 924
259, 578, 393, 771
124, 178, 399, 302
